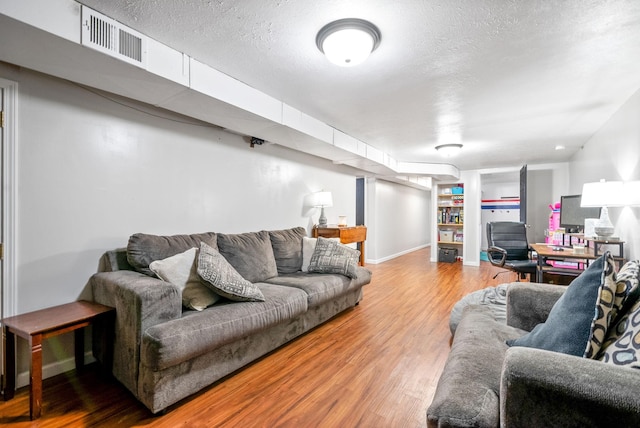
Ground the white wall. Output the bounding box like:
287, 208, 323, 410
5, 65, 362, 313
568, 88, 640, 260
365, 178, 430, 263
460, 170, 481, 266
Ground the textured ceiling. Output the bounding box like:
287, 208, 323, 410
76, 0, 640, 171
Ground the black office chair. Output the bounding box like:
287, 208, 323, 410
486, 221, 537, 281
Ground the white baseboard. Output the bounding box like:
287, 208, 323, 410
366, 244, 430, 264
14, 352, 97, 389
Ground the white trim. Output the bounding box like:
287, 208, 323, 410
15, 352, 97, 389
0, 78, 18, 318
366, 244, 430, 264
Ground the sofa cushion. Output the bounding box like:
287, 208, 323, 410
427, 305, 528, 428
198, 242, 265, 302
149, 248, 221, 311
140, 283, 308, 370
269, 227, 306, 274
264, 267, 372, 307
127, 232, 217, 277
308, 237, 359, 279
508, 253, 614, 357
218, 231, 278, 283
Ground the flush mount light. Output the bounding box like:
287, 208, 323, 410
435, 144, 463, 157
316, 18, 381, 67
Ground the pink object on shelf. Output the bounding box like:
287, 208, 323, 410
547, 202, 561, 245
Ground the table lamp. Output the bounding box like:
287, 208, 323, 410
314, 191, 333, 227
580, 179, 624, 238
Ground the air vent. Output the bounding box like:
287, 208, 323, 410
81, 6, 147, 68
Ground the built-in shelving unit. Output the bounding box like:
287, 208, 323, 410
436, 184, 464, 261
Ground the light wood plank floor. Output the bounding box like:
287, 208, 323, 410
0, 247, 517, 427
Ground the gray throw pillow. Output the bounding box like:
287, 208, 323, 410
127, 232, 218, 277
269, 227, 307, 274
149, 248, 221, 311
197, 241, 265, 302
508, 252, 614, 357
308, 237, 359, 279
217, 231, 278, 283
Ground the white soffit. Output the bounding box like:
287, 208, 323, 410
0, 1, 458, 184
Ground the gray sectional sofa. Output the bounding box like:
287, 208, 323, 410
90, 227, 371, 414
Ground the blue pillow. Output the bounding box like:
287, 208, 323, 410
508, 253, 612, 356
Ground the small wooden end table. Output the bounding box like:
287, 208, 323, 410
2, 300, 115, 420
312, 225, 367, 266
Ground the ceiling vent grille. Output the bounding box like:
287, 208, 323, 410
81, 6, 147, 68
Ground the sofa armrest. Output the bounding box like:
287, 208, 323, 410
506, 282, 565, 331
501, 347, 640, 427
90, 270, 182, 394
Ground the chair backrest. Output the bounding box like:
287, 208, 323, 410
486, 222, 530, 260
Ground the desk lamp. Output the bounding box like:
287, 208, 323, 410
580, 179, 624, 238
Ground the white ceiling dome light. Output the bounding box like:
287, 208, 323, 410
316, 18, 381, 67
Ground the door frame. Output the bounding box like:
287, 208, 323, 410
1, 78, 18, 377
1, 78, 17, 317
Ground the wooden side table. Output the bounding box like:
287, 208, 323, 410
2, 300, 115, 420
312, 225, 367, 266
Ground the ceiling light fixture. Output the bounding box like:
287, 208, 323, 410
316, 18, 381, 67
435, 144, 463, 157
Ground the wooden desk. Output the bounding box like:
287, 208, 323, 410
2, 300, 115, 420
530, 243, 624, 283
312, 225, 367, 266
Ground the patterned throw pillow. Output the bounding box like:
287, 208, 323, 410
598, 260, 640, 367
149, 248, 221, 311
308, 237, 359, 279
197, 242, 265, 302
585, 259, 640, 358
598, 299, 640, 367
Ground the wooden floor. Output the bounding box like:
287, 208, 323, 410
0, 248, 516, 427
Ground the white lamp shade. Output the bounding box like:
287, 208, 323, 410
623, 181, 640, 206
314, 191, 333, 207
321, 28, 374, 67
580, 180, 624, 207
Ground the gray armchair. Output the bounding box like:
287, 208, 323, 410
427, 282, 640, 427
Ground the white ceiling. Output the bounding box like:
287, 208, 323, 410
51, 1, 640, 171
